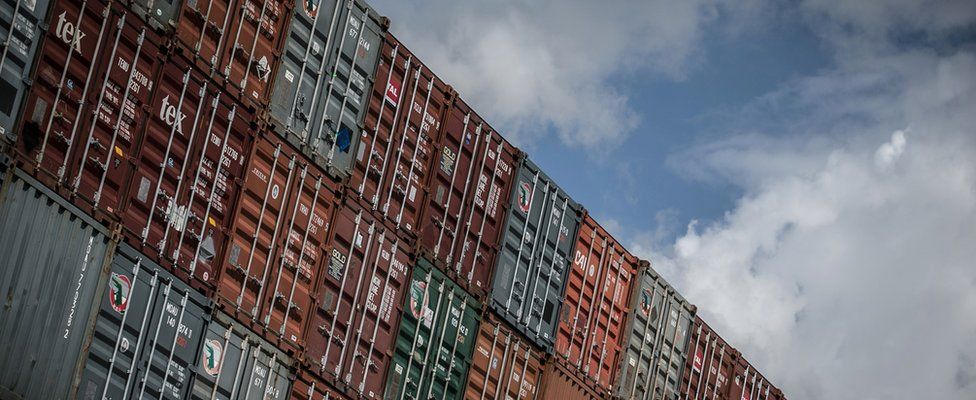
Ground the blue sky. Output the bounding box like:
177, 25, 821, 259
371, 1, 976, 398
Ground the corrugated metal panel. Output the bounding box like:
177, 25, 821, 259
191, 311, 294, 400
555, 214, 638, 394
75, 244, 211, 400
217, 134, 341, 355
490, 157, 583, 352
0, 168, 113, 400
120, 51, 256, 297
537, 358, 602, 400
349, 33, 451, 238
303, 198, 411, 400
614, 263, 694, 400
127, 0, 181, 33
418, 97, 519, 302
0, 0, 51, 141
14, 0, 166, 221
384, 258, 480, 400
289, 369, 351, 400
268, 0, 386, 181
464, 311, 543, 400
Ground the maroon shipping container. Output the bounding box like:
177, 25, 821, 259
554, 214, 638, 394
465, 312, 544, 400
302, 198, 413, 400
14, 0, 165, 221
120, 51, 256, 296
680, 317, 787, 400
173, 0, 292, 111
349, 33, 451, 238
216, 134, 342, 354
290, 368, 352, 400
418, 97, 519, 302
538, 357, 603, 400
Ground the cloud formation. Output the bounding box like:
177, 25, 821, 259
369, 0, 725, 149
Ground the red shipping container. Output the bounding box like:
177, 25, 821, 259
217, 134, 341, 354
290, 368, 352, 400
14, 0, 165, 222
173, 0, 292, 111
538, 358, 603, 400
349, 33, 451, 237
120, 52, 256, 296
418, 97, 519, 302
680, 317, 787, 400
554, 214, 638, 394
302, 198, 413, 400
465, 312, 544, 400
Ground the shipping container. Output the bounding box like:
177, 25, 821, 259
0, 168, 114, 399
349, 33, 452, 237
217, 133, 341, 354
289, 369, 352, 400
191, 311, 295, 400
172, 0, 293, 111
489, 157, 583, 352
127, 0, 181, 33
75, 244, 211, 400
464, 311, 543, 400
679, 317, 787, 400
0, 0, 51, 141
417, 97, 519, 302
267, 0, 386, 181
537, 358, 602, 400
14, 0, 165, 221
384, 257, 480, 400
121, 51, 256, 294
554, 214, 638, 395
614, 264, 694, 400
303, 197, 412, 400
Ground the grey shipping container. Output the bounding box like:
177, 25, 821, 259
0, 0, 52, 141
0, 168, 114, 399
614, 263, 695, 400
75, 244, 211, 400
490, 157, 583, 352
191, 311, 294, 400
268, 0, 387, 180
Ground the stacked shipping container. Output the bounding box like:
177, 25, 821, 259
0, 0, 789, 398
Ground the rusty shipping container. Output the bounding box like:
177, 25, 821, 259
303, 197, 412, 400
553, 214, 638, 395
679, 317, 786, 400
489, 157, 583, 352
289, 369, 352, 400
384, 257, 480, 400
614, 264, 694, 400
76, 244, 210, 400
349, 33, 452, 238
537, 358, 602, 400
417, 97, 519, 302
191, 311, 295, 400
464, 311, 544, 400
216, 133, 341, 354
120, 51, 256, 295
0, 0, 51, 139
0, 168, 114, 399
172, 0, 293, 111
268, 0, 386, 181
14, 0, 165, 222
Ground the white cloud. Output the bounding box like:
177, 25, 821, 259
875, 129, 907, 168
368, 0, 731, 150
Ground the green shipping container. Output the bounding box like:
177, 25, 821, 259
384, 258, 481, 400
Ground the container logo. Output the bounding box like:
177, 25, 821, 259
640, 289, 652, 317
203, 339, 223, 376
55, 11, 85, 54
108, 273, 131, 314
385, 78, 402, 106
693, 348, 704, 372
517, 182, 532, 213
302, 0, 317, 18
160, 95, 187, 135
409, 280, 428, 319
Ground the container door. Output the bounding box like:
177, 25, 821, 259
0, 0, 52, 140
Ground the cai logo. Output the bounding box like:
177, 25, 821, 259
409, 280, 428, 319
302, 0, 318, 18
640, 289, 652, 317
517, 182, 532, 213
202, 339, 223, 376
108, 273, 131, 314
